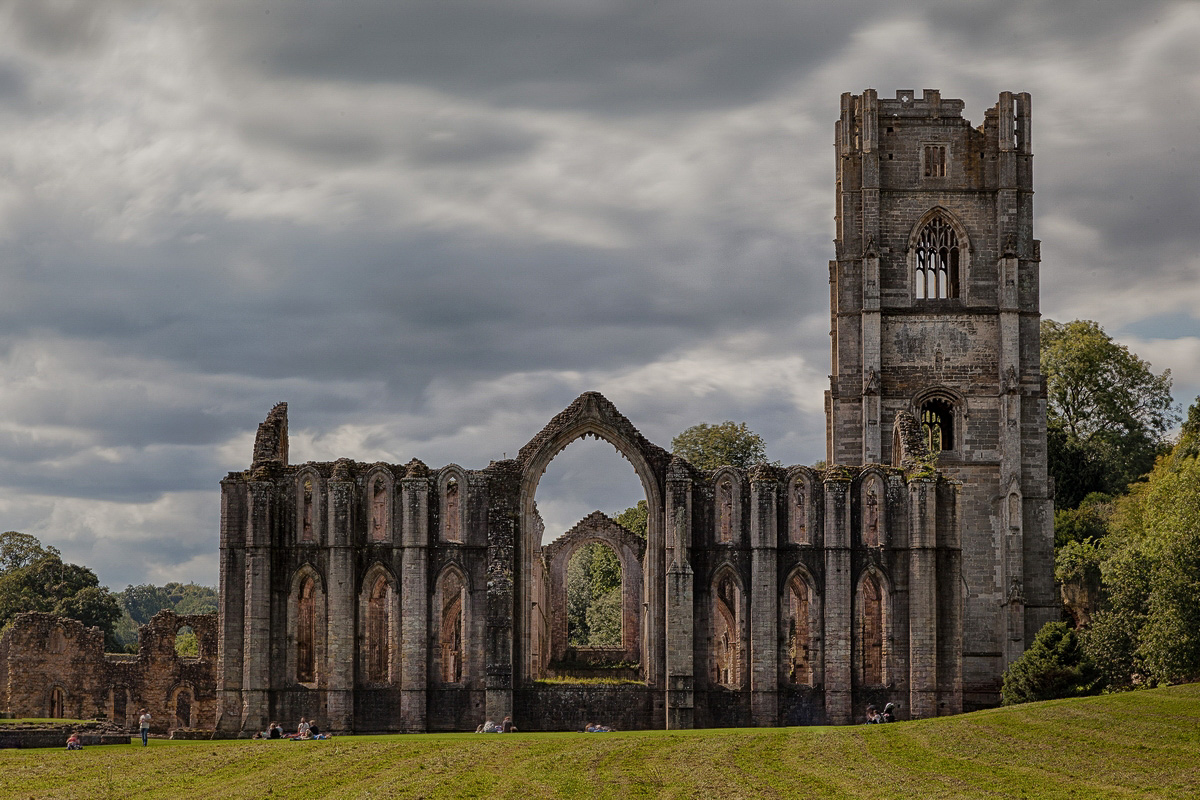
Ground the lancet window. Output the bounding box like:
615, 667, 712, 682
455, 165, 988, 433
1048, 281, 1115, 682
920, 398, 955, 453
712, 572, 743, 688
297, 576, 316, 683
914, 216, 959, 300
785, 574, 814, 685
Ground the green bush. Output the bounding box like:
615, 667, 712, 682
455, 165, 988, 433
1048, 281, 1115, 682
1002, 621, 1101, 705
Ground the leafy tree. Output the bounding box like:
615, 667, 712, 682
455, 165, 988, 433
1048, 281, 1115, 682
1054, 493, 1113, 548
0, 531, 57, 574
585, 589, 622, 648
565, 542, 623, 648
614, 500, 647, 538
1055, 537, 1104, 628
671, 421, 770, 471
118, 583, 173, 625
1042, 319, 1177, 507
0, 540, 122, 651
1001, 621, 1101, 705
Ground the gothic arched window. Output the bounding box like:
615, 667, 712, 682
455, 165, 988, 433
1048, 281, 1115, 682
920, 398, 955, 453
365, 575, 390, 682
914, 216, 959, 300
297, 576, 316, 683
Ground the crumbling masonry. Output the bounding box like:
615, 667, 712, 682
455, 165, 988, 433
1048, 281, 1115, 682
217, 89, 1056, 733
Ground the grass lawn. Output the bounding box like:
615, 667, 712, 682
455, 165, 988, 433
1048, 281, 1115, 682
2, 684, 1198, 799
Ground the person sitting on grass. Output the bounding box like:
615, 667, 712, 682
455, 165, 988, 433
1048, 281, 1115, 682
864, 705, 879, 724
268, 722, 282, 739
881, 703, 897, 723
296, 717, 311, 739
66, 733, 82, 751
501, 716, 518, 733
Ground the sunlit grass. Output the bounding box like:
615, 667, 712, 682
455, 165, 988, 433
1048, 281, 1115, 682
1, 684, 1198, 799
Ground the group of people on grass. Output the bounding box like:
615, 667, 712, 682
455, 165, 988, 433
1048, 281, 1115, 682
864, 702, 897, 724
253, 717, 330, 740
475, 716, 518, 733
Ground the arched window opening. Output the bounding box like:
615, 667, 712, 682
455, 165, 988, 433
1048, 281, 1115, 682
437, 569, 466, 684
712, 573, 743, 688
297, 576, 316, 683
173, 688, 192, 729
369, 477, 388, 541
785, 575, 813, 685
859, 574, 885, 685
444, 477, 461, 542
301, 478, 315, 542
920, 398, 955, 453
914, 216, 959, 300
565, 543, 622, 648
862, 476, 883, 548
49, 687, 65, 719
175, 625, 198, 658
364, 575, 391, 683
109, 687, 127, 725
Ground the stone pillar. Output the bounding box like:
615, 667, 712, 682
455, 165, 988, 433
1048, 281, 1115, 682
325, 470, 357, 732
822, 476, 852, 724
749, 471, 779, 726
239, 481, 273, 734
664, 460, 693, 729
908, 477, 938, 719
400, 464, 430, 731
485, 461, 518, 724
216, 478, 247, 732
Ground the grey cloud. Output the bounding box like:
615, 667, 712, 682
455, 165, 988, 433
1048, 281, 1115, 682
6, 0, 115, 57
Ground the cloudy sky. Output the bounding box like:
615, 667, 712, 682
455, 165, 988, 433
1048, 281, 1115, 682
0, 0, 1197, 589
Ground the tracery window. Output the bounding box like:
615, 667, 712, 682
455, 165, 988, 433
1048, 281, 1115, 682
436, 569, 466, 684
920, 398, 955, 453
789, 477, 810, 545
914, 216, 959, 300
301, 479, 315, 542
717, 478, 734, 544
297, 576, 316, 683
443, 478, 461, 542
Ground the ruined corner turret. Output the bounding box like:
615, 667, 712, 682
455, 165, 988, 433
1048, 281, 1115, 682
251, 402, 289, 468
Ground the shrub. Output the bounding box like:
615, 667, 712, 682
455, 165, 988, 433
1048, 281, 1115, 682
1002, 621, 1101, 705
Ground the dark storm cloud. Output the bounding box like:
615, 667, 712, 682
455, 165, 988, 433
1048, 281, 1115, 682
201, 0, 872, 114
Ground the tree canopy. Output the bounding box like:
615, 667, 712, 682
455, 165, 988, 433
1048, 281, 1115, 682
671, 421, 770, 472
0, 531, 122, 651
1042, 319, 1177, 507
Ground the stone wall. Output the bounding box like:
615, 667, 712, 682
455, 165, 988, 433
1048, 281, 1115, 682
0, 610, 217, 734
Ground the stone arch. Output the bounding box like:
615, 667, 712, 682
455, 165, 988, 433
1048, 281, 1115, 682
47, 685, 66, 719
295, 468, 325, 545
854, 566, 893, 687
174, 620, 199, 659
364, 465, 395, 543
712, 468, 743, 545
438, 466, 468, 544
786, 468, 819, 546
358, 563, 399, 685
287, 564, 327, 686
432, 563, 469, 685
710, 564, 747, 689
906, 206, 972, 302
781, 565, 823, 687
912, 386, 966, 457
170, 682, 196, 729
517, 392, 669, 685
543, 512, 645, 672
858, 469, 887, 548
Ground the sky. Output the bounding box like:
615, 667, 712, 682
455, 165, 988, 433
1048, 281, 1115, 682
0, 0, 1197, 590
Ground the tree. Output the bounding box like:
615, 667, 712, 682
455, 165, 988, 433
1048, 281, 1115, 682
0, 531, 57, 574
671, 421, 770, 471
0, 538, 123, 651
1042, 319, 1177, 507
614, 500, 647, 538
1001, 621, 1101, 705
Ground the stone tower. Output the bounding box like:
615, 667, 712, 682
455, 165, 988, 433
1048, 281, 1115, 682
825, 89, 1057, 708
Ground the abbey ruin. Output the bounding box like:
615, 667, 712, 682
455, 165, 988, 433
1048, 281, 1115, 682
1, 89, 1057, 733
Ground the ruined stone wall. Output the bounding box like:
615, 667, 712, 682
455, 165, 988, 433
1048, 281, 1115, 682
0, 611, 217, 733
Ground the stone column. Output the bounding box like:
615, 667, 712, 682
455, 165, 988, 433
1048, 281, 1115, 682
485, 461, 518, 724
908, 477, 938, 719
664, 459, 693, 729
216, 478, 247, 733
822, 476, 852, 724
749, 470, 779, 726
400, 463, 430, 731
325, 470, 357, 732
239, 481, 273, 734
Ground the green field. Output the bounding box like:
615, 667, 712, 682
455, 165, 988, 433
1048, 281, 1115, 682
3, 684, 1198, 799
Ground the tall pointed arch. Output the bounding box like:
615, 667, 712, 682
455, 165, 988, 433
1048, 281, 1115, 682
907, 207, 970, 302
358, 563, 399, 685
287, 564, 327, 686
858, 470, 888, 548
781, 565, 822, 686
295, 468, 325, 545
438, 466, 468, 544
712, 468, 742, 546
710, 564, 746, 689
432, 564, 469, 685
364, 466, 395, 544
854, 566, 893, 687
786, 468, 818, 546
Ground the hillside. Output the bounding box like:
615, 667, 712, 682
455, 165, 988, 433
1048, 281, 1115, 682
2, 684, 1197, 799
